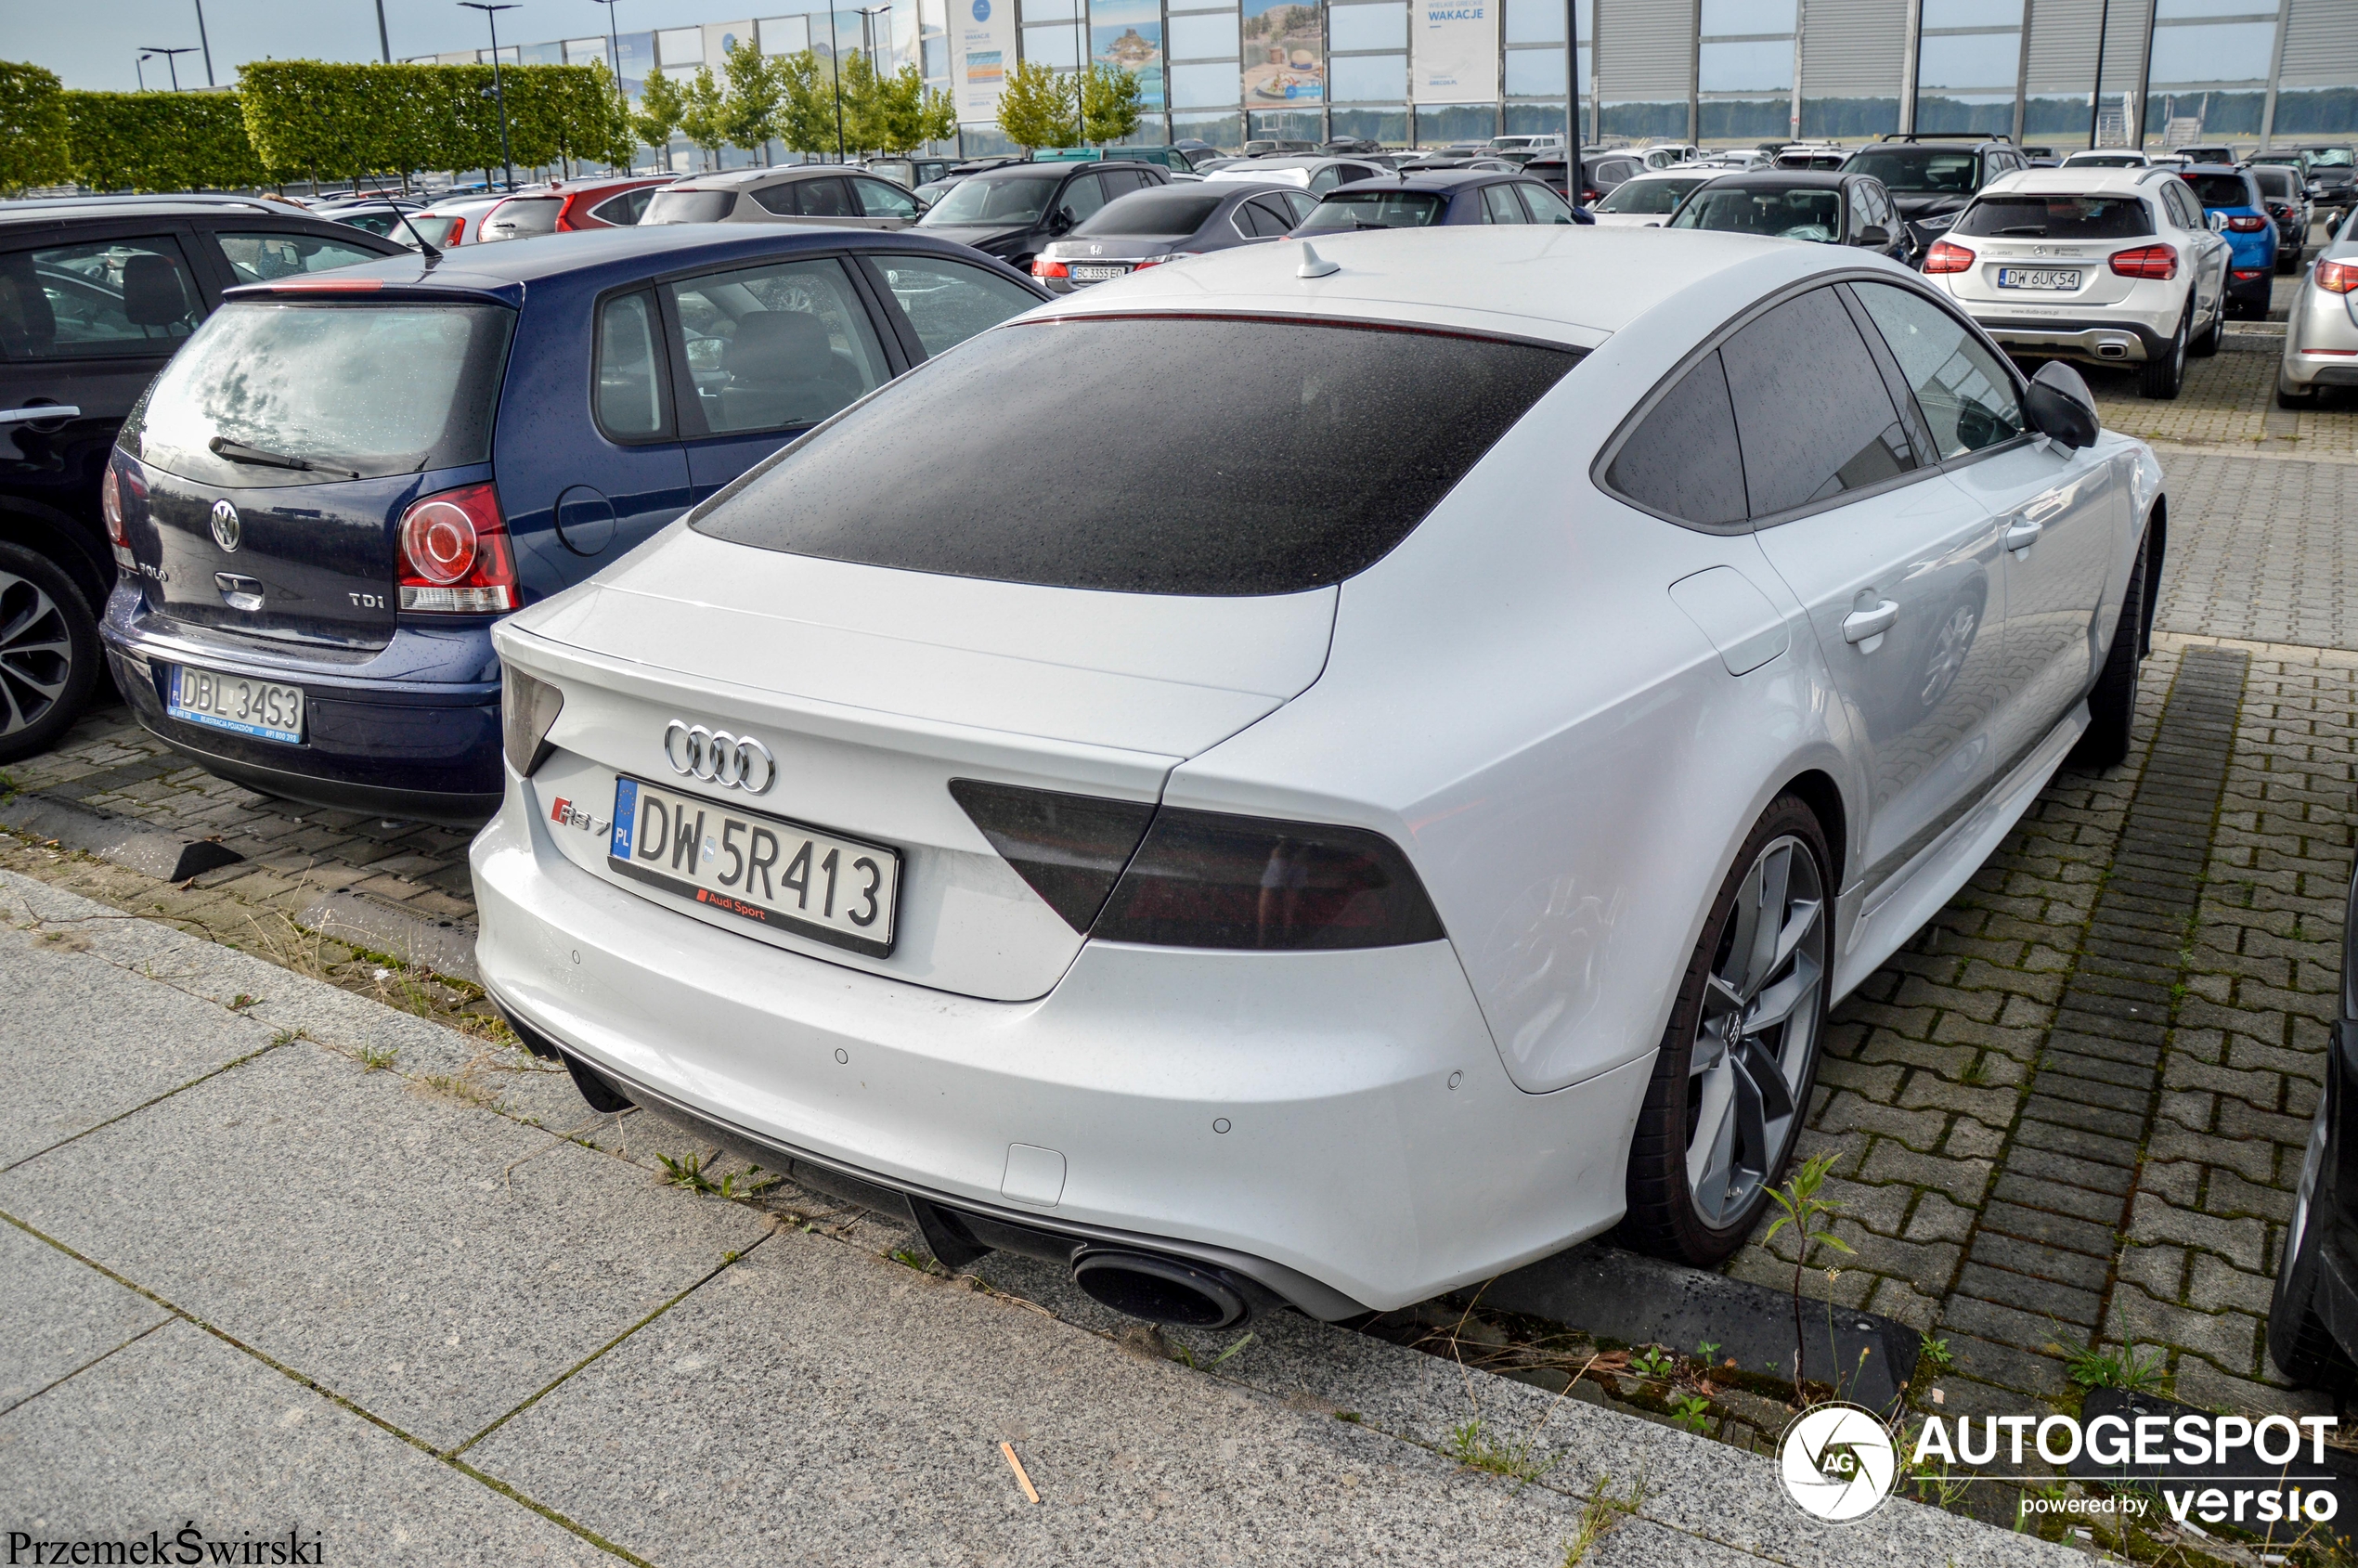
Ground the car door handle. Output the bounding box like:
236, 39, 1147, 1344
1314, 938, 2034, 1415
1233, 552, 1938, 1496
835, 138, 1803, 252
0, 405, 82, 424
2005, 518, 2045, 552
1842, 600, 1899, 644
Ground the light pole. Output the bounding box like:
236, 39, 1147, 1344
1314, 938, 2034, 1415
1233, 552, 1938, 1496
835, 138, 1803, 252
857, 3, 890, 157
460, 1, 521, 191
192, 0, 214, 85
145, 45, 198, 91
374, 0, 393, 62
829, 8, 845, 161
590, 0, 628, 172
136, 51, 151, 92
2088, 0, 2113, 149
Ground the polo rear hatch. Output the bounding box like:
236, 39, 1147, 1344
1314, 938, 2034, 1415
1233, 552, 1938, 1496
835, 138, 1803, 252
500, 311, 1581, 1003
115, 294, 515, 650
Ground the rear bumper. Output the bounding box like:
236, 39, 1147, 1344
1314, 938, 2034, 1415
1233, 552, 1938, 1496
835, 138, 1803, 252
1974, 315, 2170, 364
469, 767, 1652, 1314
102, 585, 503, 825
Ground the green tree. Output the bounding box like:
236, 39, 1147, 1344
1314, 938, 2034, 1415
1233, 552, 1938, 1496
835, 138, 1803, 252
995, 58, 1076, 153
65, 91, 267, 192
771, 48, 844, 158
631, 68, 688, 172
862, 62, 955, 156
0, 61, 71, 195
719, 42, 782, 162
918, 82, 957, 149
677, 65, 728, 171
1081, 62, 1142, 147
571, 60, 639, 171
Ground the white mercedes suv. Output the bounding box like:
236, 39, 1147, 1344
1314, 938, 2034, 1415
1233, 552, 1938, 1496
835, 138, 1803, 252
473, 227, 2162, 1329
1920, 166, 2232, 400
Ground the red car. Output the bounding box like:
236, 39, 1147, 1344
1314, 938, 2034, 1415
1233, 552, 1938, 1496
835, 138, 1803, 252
478, 176, 674, 241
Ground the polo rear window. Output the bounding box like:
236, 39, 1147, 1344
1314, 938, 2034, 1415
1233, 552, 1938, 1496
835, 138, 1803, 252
1954, 196, 2154, 240
694, 316, 1580, 595
2182, 173, 2253, 208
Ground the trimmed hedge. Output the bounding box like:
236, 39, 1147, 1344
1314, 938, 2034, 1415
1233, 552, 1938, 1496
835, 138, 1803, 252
240, 60, 630, 183
66, 91, 268, 192
0, 61, 71, 194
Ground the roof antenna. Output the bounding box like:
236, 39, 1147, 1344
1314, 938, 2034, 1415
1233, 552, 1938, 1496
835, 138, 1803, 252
1298, 241, 1339, 279
395, 209, 444, 264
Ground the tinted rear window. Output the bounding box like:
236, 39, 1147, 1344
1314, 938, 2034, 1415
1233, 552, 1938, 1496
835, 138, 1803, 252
2182, 173, 2253, 208
1841, 146, 1980, 194
1954, 195, 2154, 240
644, 188, 737, 224
1597, 176, 1704, 214
121, 302, 512, 488
693, 317, 1579, 595
484, 198, 562, 239
1077, 190, 1226, 236
1296, 191, 1448, 231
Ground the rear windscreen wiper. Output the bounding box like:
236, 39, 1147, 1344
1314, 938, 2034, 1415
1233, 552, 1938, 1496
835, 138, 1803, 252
1993, 226, 2048, 236
208, 437, 360, 480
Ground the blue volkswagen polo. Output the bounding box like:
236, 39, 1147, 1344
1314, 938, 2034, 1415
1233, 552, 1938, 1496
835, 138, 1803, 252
101, 226, 1046, 823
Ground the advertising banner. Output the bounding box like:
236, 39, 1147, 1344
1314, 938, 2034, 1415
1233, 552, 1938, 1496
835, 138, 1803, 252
1242, 0, 1323, 106
1411, 0, 1496, 104
954, 0, 1016, 121
1092, 0, 1165, 110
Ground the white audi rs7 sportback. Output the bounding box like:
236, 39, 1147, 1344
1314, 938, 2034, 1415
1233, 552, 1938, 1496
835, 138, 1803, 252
473, 226, 2160, 1328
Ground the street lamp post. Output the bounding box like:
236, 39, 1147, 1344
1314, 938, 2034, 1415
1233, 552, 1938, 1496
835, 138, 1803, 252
135, 51, 150, 92
590, 0, 629, 173
192, 0, 214, 85
829, 10, 846, 161
2088, 0, 2113, 149
857, 2, 891, 156
460, 1, 522, 191
145, 45, 198, 91
375, 0, 393, 62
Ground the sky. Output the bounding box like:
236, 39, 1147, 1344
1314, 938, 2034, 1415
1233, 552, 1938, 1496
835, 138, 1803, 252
4, 0, 726, 91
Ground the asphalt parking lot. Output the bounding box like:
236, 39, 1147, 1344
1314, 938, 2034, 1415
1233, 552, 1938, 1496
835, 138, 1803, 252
3, 264, 2357, 1559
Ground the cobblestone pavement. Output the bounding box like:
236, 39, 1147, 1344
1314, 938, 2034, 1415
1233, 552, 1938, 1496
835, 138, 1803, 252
5, 379, 2357, 1436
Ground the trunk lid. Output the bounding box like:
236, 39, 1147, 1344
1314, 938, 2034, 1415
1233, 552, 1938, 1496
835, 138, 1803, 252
501, 528, 1338, 1002
1948, 237, 2140, 308
136, 467, 417, 647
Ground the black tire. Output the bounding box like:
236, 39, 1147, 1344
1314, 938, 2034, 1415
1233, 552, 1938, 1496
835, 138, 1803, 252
562, 1051, 634, 1113
2139, 308, 2187, 399
2189, 304, 2223, 358
0, 539, 101, 766
2268, 1074, 2358, 1393
1619, 794, 1833, 1266
2068, 527, 2150, 770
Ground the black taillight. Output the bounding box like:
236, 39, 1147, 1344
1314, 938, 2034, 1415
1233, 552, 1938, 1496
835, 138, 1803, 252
952, 784, 1446, 949
1094, 807, 1445, 950
949, 779, 1156, 932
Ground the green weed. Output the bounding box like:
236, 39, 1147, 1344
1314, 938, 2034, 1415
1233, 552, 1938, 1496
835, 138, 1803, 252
1628, 1345, 1675, 1381
1668, 1393, 1714, 1435
357, 1043, 396, 1071
1445, 1418, 1561, 1491
2065, 1341, 2169, 1393
1561, 1472, 1645, 1564
656, 1149, 782, 1200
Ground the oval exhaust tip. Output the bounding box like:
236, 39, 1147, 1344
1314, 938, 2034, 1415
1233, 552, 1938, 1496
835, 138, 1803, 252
1071, 1251, 1250, 1328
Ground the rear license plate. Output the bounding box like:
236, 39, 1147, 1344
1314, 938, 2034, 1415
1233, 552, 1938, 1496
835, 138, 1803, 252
1070, 265, 1128, 281
1996, 267, 2082, 291
167, 664, 304, 745
608, 775, 900, 957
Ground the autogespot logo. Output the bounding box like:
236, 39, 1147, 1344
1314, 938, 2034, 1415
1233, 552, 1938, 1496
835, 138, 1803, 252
1780, 1403, 1898, 1523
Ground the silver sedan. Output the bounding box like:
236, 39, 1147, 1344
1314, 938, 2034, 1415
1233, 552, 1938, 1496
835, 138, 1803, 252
2280, 220, 2358, 407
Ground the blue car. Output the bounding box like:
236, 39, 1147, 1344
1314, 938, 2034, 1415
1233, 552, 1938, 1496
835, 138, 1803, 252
1289, 168, 1594, 233
2180, 166, 2280, 318
100, 226, 1049, 823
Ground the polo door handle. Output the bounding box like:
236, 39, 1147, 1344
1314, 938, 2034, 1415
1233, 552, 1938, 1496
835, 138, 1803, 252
1842, 600, 1900, 644
0, 405, 82, 424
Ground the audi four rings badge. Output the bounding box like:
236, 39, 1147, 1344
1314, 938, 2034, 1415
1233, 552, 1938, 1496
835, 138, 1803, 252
210, 499, 241, 552
663, 720, 775, 794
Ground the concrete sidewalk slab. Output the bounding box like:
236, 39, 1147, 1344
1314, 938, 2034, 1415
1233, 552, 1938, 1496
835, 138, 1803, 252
0, 924, 281, 1169
0, 1042, 766, 1453
0, 1319, 606, 1565
467, 1226, 1604, 1568
0, 1222, 167, 1414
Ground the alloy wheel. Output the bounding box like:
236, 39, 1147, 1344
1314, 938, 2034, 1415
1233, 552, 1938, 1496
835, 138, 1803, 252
0, 568, 75, 739
1685, 833, 1828, 1228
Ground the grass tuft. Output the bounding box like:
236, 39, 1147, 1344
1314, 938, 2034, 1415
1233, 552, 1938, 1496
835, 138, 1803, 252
1445, 1418, 1561, 1491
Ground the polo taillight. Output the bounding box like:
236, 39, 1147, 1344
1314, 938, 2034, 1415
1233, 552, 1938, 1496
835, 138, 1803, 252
2109, 243, 2179, 279
396, 481, 514, 613
950, 779, 1446, 949
1923, 240, 1976, 275
2319, 259, 2358, 293
1032, 257, 1069, 279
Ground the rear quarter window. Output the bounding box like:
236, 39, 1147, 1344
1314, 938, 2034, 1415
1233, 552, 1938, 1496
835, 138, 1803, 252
693, 317, 1580, 595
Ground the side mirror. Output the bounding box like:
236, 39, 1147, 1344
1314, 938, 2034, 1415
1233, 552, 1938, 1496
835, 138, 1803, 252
2208, 209, 2229, 231
1857, 224, 1891, 247
1049, 208, 1075, 235
2024, 359, 2100, 451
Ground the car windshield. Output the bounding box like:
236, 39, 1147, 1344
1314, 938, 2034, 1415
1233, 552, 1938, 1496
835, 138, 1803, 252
1841, 146, 1979, 194
1953, 195, 2154, 240
2182, 172, 2253, 208
2308, 148, 2353, 167
1076, 190, 1225, 236
643, 188, 736, 224
693, 317, 1579, 595
122, 302, 512, 488
919, 173, 1059, 227
1295, 190, 1447, 231
1596, 176, 1706, 214
1669, 185, 1845, 240
2064, 154, 2143, 167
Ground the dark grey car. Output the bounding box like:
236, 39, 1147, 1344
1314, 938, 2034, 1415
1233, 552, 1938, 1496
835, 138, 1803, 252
1031, 183, 1317, 293
914, 162, 1173, 272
